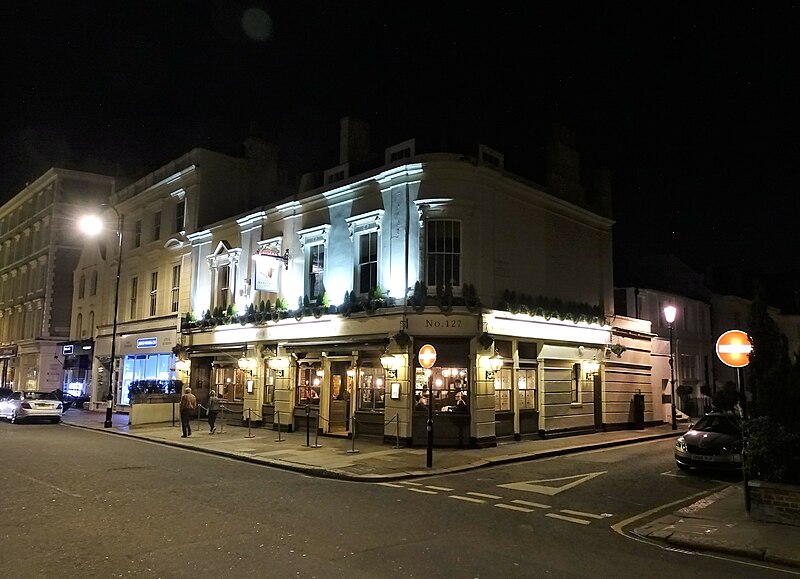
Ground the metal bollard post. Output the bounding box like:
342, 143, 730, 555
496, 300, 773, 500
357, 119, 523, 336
245, 407, 255, 438
275, 410, 284, 442
172, 402, 176, 427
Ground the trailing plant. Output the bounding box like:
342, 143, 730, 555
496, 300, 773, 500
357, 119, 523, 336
412, 281, 428, 312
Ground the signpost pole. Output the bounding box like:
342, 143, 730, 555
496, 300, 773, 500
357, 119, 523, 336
426, 377, 434, 468
715, 330, 753, 514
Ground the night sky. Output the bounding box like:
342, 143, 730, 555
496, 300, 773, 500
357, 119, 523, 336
2, 3, 798, 301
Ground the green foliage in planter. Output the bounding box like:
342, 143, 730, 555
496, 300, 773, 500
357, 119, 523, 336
745, 416, 800, 483
276, 297, 288, 311
499, 290, 605, 325
711, 381, 738, 412
129, 379, 183, 400
436, 282, 453, 312
412, 281, 428, 311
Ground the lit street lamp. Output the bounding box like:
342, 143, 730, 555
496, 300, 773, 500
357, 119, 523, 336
663, 304, 677, 430
79, 207, 123, 428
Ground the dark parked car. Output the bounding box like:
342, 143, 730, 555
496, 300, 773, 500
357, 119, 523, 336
675, 412, 743, 471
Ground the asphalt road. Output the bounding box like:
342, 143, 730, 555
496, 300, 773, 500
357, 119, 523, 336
0, 422, 790, 579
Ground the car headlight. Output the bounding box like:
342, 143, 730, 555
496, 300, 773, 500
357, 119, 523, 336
675, 437, 687, 452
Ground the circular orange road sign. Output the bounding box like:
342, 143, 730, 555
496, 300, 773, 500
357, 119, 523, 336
716, 330, 752, 368
418, 344, 437, 369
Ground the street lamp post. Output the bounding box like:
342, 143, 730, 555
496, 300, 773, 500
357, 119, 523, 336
663, 305, 677, 430
79, 207, 123, 428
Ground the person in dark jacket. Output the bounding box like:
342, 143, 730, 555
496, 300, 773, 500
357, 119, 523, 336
207, 390, 221, 434
179, 386, 197, 437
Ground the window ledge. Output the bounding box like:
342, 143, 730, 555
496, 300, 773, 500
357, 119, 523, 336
570, 402, 583, 407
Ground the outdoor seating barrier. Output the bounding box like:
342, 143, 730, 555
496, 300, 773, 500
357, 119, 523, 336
384, 413, 401, 448
310, 413, 327, 448
275, 410, 285, 442
244, 407, 262, 439
347, 415, 360, 454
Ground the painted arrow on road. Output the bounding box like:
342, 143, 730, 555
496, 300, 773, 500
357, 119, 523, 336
498, 471, 607, 496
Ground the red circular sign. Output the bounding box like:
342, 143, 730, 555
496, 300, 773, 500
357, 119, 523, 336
418, 344, 437, 369
716, 330, 752, 368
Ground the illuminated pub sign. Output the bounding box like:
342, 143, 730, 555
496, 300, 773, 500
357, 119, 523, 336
254, 248, 281, 292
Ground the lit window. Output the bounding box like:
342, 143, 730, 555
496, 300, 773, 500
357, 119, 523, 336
150, 272, 158, 316
307, 244, 325, 300
171, 264, 180, 313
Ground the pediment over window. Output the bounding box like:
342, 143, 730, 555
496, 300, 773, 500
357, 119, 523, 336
297, 224, 330, 250
345, 210, 384, 240
164, 232, 190, 250
211, 240, 233, 256
207, 241, 241, 269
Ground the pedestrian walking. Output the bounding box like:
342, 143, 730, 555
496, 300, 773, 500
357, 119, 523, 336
179, 386, 197, 437
207, 389, 221, 434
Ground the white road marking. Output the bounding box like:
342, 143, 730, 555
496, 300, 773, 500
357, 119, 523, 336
512, 499, 552, 509
399, 481, 423, 486
559, 509, 606, 520
378, 483, 406, 488
449, 495, 486, 504
498, 471, 607, 496
10, 470, 83, 498
466, 492, 502, 499
546, 513, 592, 525
408, 488, 438, 495
496, 503, 535, 513
424, 485, 454, 492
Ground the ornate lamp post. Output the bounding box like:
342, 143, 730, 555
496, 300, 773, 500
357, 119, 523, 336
79, 207, 123, 428
663, 304, 678, 430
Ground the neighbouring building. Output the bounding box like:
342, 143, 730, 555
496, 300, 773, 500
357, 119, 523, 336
0, 168, 115, 392
72, 142, 288, 411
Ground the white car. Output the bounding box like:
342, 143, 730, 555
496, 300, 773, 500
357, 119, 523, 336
0, 391, 63, 424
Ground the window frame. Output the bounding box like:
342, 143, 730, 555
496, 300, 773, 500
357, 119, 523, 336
425, 219, 462, 288
129, 275, 139, 319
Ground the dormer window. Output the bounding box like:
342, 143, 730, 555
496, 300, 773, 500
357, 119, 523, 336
386, 139, 415, 164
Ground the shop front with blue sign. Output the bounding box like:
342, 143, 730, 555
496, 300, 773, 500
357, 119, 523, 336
117, 330, 179, 406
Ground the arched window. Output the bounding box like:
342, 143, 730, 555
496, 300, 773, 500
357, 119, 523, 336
76, 313, 83, 338
90, 271, 98, 296
78, 275, 86, 299
87, 311, 95, 337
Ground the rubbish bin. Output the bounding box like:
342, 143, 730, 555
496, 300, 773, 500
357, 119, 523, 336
632, 393, 645, 430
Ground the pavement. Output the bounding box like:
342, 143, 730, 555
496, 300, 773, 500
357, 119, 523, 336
61, 408, 800, 570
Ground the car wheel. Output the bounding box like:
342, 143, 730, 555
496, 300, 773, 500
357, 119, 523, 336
10, 412, 18, 424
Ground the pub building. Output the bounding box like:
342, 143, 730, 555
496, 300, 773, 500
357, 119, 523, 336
161, 122, 660, 445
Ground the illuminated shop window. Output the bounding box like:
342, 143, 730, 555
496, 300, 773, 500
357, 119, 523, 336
517, 367, 538, 410
414, 366, 469, 413
357, 364, 385, 411
296, 364, 322, 406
